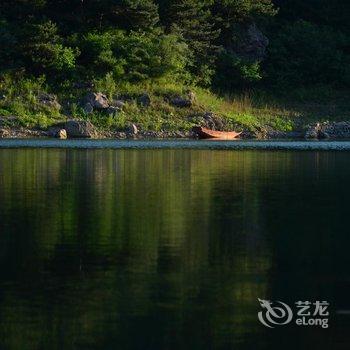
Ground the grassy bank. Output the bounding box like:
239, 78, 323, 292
1, 75, 349, 136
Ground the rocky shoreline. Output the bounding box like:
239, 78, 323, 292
1, 90, 350, 140
2, 121, 350, 140
0, 123, 195, 140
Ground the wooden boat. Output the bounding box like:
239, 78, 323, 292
192, 126, 242, 140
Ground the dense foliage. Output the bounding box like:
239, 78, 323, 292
0, 0, 350, 90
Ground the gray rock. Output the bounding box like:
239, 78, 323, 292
0, 129, 9, 138
267, 130, 304, 139
323, 122, 350, 138
319, 131, 330, 139
229, 22, 269, 61
203, 112, 224, 130
188, 91, 196, 104
137, 93, 151, 107
106, 106, 119, 116
305, 123, 321, 139
56, 129, 67, 139
83, 102, 94, 114
116, 132, 127, 139
127, 123, 138, 135
84, 92, 109, 109
37, 92, 61, 110
64, 120, 96, 138
111, 100, 126, 109
170, 91, 196, 108
305, 121, 350, 139
170, 96, 192, 108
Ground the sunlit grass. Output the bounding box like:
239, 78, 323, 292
0, 73, 349, 133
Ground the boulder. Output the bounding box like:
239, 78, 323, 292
127, 123, 138, 135
111, 100, 126, 109
56, 129, 67, 139
84, 92, 109, 109
0, 129, 9, 138
305, 122, 350, 139
137, 93, 151, 107
64, 120, 96, 138
305, 123, 321, 139
170, 91, 195, 108
266, 130, 304, 139
203, 112, 223, 130
322, 122, 350, 138
188, 91, 196, 104
37, 92, 61, 110
170, 96, 191, 108
229, 22, 269, 61
106, 106, 119, 116
83, 102, 94, 114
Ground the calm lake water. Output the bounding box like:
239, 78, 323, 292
0, 144, 349, 349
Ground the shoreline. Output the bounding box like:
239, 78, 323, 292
0, 124, 309, 140
2, 138, 350, 152
1, 121, 350, 141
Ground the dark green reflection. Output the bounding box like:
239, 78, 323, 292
0, 149, 348, 350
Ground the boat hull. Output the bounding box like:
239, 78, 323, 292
193, 127, 242, 140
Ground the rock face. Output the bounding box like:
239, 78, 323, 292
37, 92, 61, 110
305, 122, 350, 139
64, 120, 96, 138
83, 92, 109, 110
228, 22, 269, 62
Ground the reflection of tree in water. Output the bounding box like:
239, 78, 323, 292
0, 148, 325, 350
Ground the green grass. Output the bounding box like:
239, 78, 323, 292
1, 74, 350, 134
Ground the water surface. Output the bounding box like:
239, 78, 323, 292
1, 138, 350, 150
0, 147, 349, 349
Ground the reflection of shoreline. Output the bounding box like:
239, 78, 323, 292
2, 149, 341, 349
3, 139, 350, 150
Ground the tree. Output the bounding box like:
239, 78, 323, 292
266, 20, 350, 87
211, 0, 276, 89
79, 0, 160, 32
78, 29, 189, 81
212, 0, 275, 49
159, 0, 219, 85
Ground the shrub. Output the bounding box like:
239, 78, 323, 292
266, 20, 350, 88
78, 29, 189, 82
214, 51, 263, 90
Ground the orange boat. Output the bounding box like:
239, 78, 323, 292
193, 126, 242, 140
